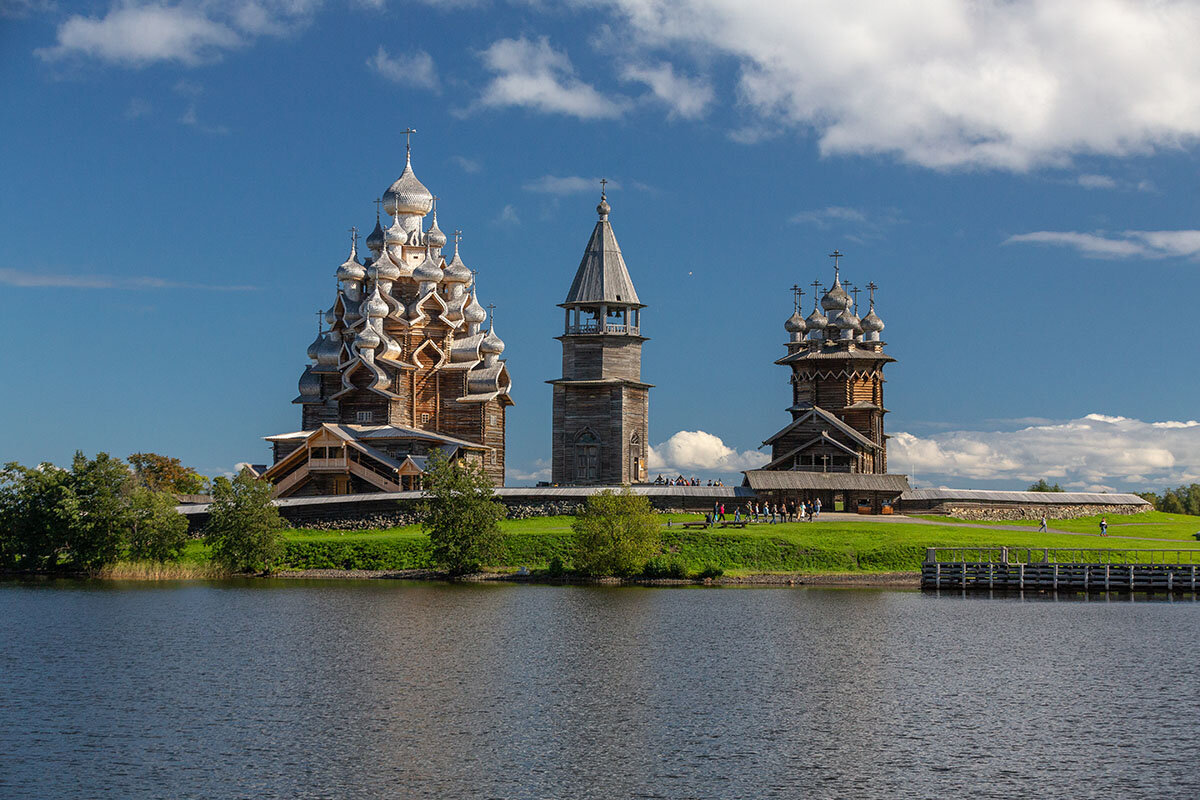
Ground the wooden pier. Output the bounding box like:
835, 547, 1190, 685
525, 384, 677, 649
922, 547, 1200, 593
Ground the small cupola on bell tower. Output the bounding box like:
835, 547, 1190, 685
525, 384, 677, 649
548, 185, 653, 485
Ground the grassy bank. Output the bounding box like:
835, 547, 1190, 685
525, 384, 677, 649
914, 511, 1200, 541
275, 512, 1200, 576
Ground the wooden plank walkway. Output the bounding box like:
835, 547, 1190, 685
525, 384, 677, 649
922, 547, 1200, 593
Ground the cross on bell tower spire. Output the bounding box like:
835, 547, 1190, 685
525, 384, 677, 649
867, 281, 878, 308
401, 127, 417, 159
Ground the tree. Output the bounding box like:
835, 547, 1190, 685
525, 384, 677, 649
64, 451, 134, 571
128, 452, 209, 495
0, 462, 76, 571
1028, 479, 1064, 493
127, 486, 190, 562
205, 469, 283, 572
420, 450, 505, 575
571, 488, 660, 577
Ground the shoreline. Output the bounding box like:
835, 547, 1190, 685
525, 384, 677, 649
272, 568, 922, 588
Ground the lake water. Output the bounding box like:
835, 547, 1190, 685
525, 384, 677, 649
1, 580, 1197, 799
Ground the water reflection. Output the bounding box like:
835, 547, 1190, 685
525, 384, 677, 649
0, 580, 1197, 799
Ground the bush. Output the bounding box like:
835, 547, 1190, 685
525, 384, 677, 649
571, 488, 660, 577
205, 469, 283, 572
127, 486, 189, 563
420, 450, 505, 575
545, 555, 567, 579
0, 462, 75, 571
642, 554, 688, 579
695, 563, 724, 580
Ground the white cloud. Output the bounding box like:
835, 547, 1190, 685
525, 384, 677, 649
648, 430, 768, 475
790, 206, 868, 227
523, 175, 620, 195
367, 45, 438, 91
124, 97, 152, 119
450, 155, 481, 173
890, 413, 1200, 490
509, 459, 551, 483
1005, 230, 1200, 259
475, 36, 630, 120
36, 0, 318, 66
0, 268, 256, 291
601, 0, 1200, 170
494, 204, 520, 225
621, 61, 712, 119
1076, 173, 1118, 190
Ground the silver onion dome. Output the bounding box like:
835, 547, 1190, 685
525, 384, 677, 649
861, 307, 885, 333
384, 154, 433, 217
384, 214, 407, 245
597, 194, 611, 219
298, 366, 321, 399
317, 329, 341, 366
336, 241, 366, 283
414, 249, 444, 283
307, 332, 324, 362
463, 291, 487, 325
372, 249, 401, 282
443, 244, 471, 283
355, 324, 381, 350
427, 207, 447, 248
784, 310, 807, 334
805, 307, 828, 330
325, 303, 339, 326
364, 287, 389, 319
833, 308, 862, 333
480, 327, 505, 355
821, 279, 852, 312
365, 218, 385, 254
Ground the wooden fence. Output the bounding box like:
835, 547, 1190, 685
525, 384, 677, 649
922, 547, 1200, 593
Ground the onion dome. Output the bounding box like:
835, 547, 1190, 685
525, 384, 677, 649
384, 214, 407, 245
443, 243, 471, 283
317, 330, 341, 366
298, 366, 321, 399
384, 153, 433, 217
821, 279, 852, 312
413, 248, 444, 283
426, 206, 447, 248
833, 308, 862, 333
861, 307, 885, 333
784, 310, 807, 334
363, 286, 389, 319
480, 326, 505, 355
355, 324, 381, 351
336, 240, 366, 283
805, 306, 828, 330
342, 295, 362, 326
597, 193, 611, 219
307, 332, 324, 362
463, 291, 486, 325
371, 248, 401, 282
325, 303, 339, 326
366, 216, 385, 254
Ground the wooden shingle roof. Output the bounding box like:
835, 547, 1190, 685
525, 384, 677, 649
563, 211, 641, 307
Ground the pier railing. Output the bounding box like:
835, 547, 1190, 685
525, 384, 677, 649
922, 547, 1200, 592
925, 547, 1200, 566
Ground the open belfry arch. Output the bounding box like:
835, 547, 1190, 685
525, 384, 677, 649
745, 251, 909, 510
549, 187, 652, 485
262, 132, 513, 498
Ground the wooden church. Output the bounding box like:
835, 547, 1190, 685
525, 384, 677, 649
260, 140, 513, 498
744, 253, 909, 511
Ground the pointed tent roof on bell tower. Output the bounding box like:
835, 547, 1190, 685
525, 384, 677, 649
562, 187, 642, 308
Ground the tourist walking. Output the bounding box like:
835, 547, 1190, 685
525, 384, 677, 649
814, 498, 821, 519
1100, 517, 1108, 536
1038, 514, 1047, 533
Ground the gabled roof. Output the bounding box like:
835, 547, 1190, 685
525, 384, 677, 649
563, 211, 641, 307
743, 471, 910, 493
263, 423, 488, 452
762, 406, 880, 451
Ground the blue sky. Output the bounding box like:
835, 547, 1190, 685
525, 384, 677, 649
3, 0, 1200, 492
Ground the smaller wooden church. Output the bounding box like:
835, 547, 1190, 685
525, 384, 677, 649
744, 254, 909, 512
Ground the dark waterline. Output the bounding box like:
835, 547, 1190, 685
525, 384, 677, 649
1, 580, 1197, 799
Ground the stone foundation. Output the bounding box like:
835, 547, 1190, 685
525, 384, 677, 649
927, 503, 1147, 521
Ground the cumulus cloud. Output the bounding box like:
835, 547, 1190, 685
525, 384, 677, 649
450, 155, 481, 173
1005, 230, 1200, 260
523, 175, 619, 195
0, 268, 256, 291
368, 45, 437, 91
1076, 173, 1117, 190
509, 459, 551, 483
648, 430, 768, 475
621, 61, 712, 119
601, 0, 1200, 170
475, 36, 630, 119
36, 0, 317, 66
890, 414, 1200, 490
494, 204, 520, 225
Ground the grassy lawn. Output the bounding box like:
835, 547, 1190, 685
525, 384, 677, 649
269, 512, 1200, 575
912, 510, 1200, 542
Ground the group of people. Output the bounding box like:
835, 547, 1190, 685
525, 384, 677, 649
654, 475, 725, 486
703, 498, 823, 526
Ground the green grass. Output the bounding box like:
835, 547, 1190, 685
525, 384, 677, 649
273, 513, 1200, 575
913, 510, 1200, 541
